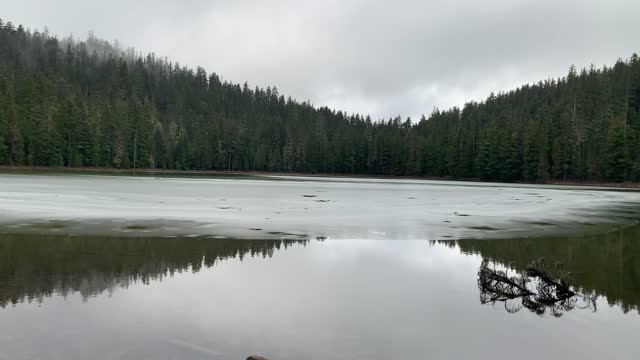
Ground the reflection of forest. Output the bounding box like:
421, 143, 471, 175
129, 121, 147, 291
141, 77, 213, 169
0, 234, 307, 307
450, 225, 640, 314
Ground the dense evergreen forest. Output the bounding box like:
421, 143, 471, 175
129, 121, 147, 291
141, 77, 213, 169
1, 19, 639, 182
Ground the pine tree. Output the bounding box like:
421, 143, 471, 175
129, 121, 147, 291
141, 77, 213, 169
606, 120, 628, 182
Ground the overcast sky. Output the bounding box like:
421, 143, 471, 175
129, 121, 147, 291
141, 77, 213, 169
4, 0, 639, 120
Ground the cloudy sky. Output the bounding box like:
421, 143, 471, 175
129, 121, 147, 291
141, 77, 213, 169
4, 0, 639, 119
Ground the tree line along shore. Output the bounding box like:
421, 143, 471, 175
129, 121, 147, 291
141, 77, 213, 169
1, 19, 639, 183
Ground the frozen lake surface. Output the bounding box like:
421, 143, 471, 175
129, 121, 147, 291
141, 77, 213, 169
0, 173, 638, 239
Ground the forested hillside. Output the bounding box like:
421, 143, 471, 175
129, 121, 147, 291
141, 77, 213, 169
1, 19, 639, 182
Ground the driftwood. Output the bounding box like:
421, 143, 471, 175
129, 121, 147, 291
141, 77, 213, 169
247, 356, 270, 360
478, 258, 597, 317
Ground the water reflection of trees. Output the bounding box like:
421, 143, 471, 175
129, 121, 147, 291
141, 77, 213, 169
0, 234, 307, 307
437, 225, 640, 314
478, 259, 597, 317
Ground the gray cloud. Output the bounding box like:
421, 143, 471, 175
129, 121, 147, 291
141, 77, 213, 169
4, 0, 639, 119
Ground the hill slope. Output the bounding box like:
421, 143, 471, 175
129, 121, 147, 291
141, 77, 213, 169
0, 19, 638, 182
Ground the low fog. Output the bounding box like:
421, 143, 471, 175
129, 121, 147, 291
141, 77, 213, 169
4, 0, 639, 119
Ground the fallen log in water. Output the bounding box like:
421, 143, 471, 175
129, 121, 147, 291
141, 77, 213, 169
478, 258, 596, 317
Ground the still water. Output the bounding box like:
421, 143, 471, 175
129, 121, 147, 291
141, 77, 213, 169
0, 173, 639, 359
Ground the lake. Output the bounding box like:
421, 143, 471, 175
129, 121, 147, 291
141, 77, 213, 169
0, 173, 639, 360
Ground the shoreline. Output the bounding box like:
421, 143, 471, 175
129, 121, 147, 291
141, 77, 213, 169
1, 165, 639, 189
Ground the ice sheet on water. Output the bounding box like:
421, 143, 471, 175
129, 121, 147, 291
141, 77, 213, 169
0, 173, 638, 240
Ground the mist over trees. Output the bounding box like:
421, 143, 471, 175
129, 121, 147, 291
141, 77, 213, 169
0, 19, 639, 182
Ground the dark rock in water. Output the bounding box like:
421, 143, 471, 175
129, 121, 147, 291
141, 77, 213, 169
247, 356, 270, 360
